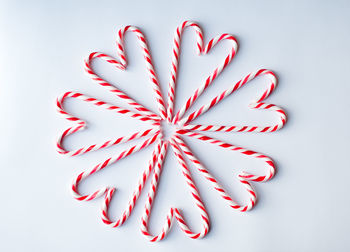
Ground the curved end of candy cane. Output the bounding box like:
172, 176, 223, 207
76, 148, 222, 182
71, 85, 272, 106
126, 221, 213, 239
173, 207, 210, 239
71, 181, 109, 202
248, 102, 287, 132
202, 33, 238, 56
100, 187, 125, 227
178, 20, 203, 54
235, 176, 257, 212
140, 208, 174, 242
84, 52, 126, 71
238, 169, 275, 183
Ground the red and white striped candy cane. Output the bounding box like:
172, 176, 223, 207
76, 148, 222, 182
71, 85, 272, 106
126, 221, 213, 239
71, 133, 161, 202
177, 130, 275, 182
56, 91, 161, 155
84, 52, 161, 121
57, 91, 158, 123
101, 139, 163, 227
182, 102, 286, 133
178, 69, 286, 129
58, 127, 160, 157
172, 134, 256, 211
172, 28, 238, 124
166, 21, 203, 122
141, 139, 209, 241
116, 26, 167, 120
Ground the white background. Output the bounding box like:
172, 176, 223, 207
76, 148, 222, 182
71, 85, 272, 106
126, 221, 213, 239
1, 0, 349, 251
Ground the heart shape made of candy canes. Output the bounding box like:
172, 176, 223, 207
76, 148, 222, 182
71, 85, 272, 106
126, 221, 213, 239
166, 21, 238, 123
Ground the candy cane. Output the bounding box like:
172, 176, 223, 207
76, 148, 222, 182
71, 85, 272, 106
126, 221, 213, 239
56, 91, 161, 155
85, 52, 160, 121
141, 139, 209, 241
177, 130, 275, 182
57, 91, 160, 124
101, 139, 163, 227
172, 29, 238, 124
71, 133, 161, 202
182, 103, 287, 133
57, 127, 160, 157
172, 134, 256, 211
178, 69, 285, 129
116, 26, 167, 120
166, 21, 203, 122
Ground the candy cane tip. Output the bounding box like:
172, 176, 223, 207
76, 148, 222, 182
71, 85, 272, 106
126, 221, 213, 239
109, 187, 117, 194
248, 102, 256, 108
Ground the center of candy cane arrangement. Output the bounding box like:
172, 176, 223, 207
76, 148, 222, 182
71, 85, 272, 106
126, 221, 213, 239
159, 120, 178, 141
55, 20, 287, 242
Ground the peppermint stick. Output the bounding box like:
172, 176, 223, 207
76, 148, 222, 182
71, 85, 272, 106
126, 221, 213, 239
116, 26, 167, 120
166, 21, 203, 122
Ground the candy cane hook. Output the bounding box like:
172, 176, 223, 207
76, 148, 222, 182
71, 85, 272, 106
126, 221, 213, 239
116, 26, 167, 120
166, 21, 203, 122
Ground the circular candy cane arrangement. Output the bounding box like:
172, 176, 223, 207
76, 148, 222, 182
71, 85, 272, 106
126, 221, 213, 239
56, 20, 287, 241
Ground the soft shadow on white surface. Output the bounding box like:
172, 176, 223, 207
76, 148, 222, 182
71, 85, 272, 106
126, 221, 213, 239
0, 0, 349, 251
